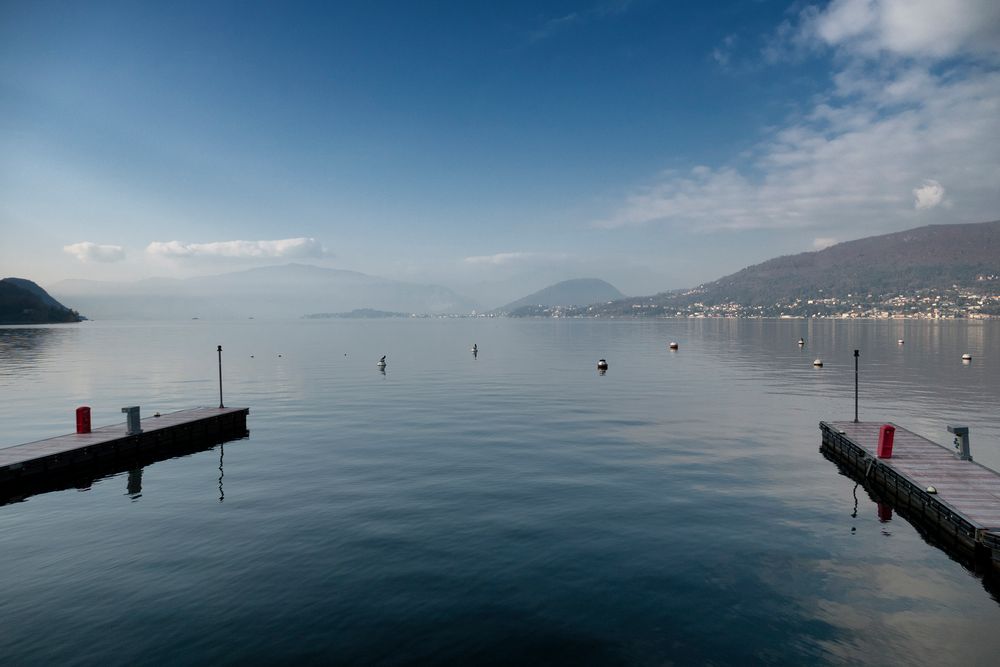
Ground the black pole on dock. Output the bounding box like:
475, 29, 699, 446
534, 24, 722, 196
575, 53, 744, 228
852, 350, 861, 424
218, 345, 225, 409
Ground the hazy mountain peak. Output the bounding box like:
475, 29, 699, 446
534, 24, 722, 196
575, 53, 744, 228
48, 265, 476, 319
500, 278, 625, 312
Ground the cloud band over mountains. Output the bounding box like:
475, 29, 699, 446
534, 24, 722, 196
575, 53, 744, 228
146, 237, 325, 259
63, 242, 126, 263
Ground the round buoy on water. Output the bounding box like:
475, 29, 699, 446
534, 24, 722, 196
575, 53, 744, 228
813, 359, 823, 367
669, 342, 679, 350
798, 338, 805, 346
597, 359, 608, 370
897, 339, 904, 345
962, 353, 972, 361
926, 486, 937, 494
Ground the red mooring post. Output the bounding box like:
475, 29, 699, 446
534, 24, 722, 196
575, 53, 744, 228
877, 424, 895, 459
76, 406, 92, 434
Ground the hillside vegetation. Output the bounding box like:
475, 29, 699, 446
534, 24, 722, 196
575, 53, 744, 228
1, 278, 83, 324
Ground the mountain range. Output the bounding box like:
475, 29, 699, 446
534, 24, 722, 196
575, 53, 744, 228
31, 219, 1000, 321
541, 220, 1000, 317
50, 264, 477, 320
498, 278, 624, 314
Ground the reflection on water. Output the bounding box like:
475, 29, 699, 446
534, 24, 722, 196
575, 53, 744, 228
0, 327, 72, 377
0, 318, 997, 665
218, 443, 224, 503
0, 437, 241, 508
126, 468, 142, 499
825, 446, 1000, 601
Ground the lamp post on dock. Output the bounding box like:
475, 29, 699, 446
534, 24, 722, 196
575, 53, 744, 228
853, 349, 859, 423
218, 345, 225, 409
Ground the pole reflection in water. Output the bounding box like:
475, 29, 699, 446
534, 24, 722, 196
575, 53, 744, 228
851, 483, 858, 533
218, 443, 224, 503
126, 468, 143, 500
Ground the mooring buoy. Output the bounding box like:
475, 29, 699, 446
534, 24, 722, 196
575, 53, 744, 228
813, 359, 823, 367
669, 342, 679, 350
962, 353, 972, 362
597, 359, 608, 370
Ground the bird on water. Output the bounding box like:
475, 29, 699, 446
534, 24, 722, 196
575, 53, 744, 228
377, 355, 387, 368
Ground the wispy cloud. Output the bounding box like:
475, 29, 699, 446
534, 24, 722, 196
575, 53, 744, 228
529, 12, 581, 42
601, 0, 1000, 233
528, 1, 633, 42
463, 251, 570, 266
146, 237, 325, 259
63, 242, 126, 263
711, 34, 738, 68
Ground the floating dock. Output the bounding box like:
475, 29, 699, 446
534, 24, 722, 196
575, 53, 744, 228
820, 421, 1000, 573
0, 407, 249, 489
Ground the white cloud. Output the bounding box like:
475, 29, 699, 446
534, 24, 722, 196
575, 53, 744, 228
601, 2, 1000, 234
813, 237, 839, 250
63, 242, 126, 263
463, 251, 569, 266
146, 237, 325, 259
913, 180, 945, 209
809, 0, 1000, 59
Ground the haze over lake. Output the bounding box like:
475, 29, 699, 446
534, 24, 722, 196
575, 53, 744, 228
1, 318, 998, 664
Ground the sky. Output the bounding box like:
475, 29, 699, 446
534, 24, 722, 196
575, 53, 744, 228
2, 0, 999, 306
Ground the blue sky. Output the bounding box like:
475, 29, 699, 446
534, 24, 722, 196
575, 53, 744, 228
2, 0, 999, 305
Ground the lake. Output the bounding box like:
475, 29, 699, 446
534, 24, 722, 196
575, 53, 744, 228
1, 318, 998, 665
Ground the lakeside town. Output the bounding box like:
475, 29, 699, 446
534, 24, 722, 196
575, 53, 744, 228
520, 278, 1000, 320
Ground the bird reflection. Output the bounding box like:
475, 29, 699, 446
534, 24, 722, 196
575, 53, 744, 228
218, 443, 225, 503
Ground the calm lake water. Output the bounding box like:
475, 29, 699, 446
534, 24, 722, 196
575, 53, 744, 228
1, 318, 998, 665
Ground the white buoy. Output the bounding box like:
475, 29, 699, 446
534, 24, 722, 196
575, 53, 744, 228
897, 339, 904, 345
597, 359, 608, 370
669, 342, 679, 350
813, 359, 823, 367
962, 353, 972, 362
926, 486, 937, 494
798, 338, 805, 346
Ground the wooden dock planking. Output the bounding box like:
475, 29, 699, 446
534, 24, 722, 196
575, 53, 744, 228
0, 407, 249, 483
820, 420, 1000, 572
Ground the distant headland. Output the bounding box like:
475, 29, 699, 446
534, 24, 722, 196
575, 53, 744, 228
0, 278, 83, 324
